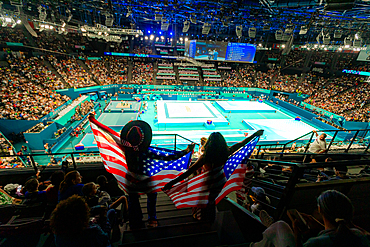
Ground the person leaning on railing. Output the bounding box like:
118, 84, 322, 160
308, 130, 327, 163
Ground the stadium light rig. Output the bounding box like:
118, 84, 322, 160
236, 25, 242, 39
182, 20, 190, 33
202, 23, 211, 35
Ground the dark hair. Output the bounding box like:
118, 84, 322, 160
59, 171, 79, 194
334, 166, 348, 174
96, 175, 108, 186
82, 182, 96, 197
50, 195, 90, 235
203, 132, 229, 166
317, 190, 364, 247
50, 171, 65, 187
25, 178, 39, 192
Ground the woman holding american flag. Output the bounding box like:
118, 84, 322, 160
163, 130, 264, 222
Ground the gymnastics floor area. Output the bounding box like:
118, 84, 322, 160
77, 100, 320, 151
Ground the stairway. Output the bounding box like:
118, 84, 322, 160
118, 193, 224, 247
76, 60, 101, 85
42, 60, 69, 87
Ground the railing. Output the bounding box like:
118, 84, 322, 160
255, 129, 370, 158
0, 133, 199, 170
245, 157, 370, 220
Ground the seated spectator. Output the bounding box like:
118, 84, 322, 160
46, 171, 65, 205
96, 175, 123, 198
50, 195, 111, 247
82, 182, 128, 234
250, 190, 370, 247
82, 182, 127, 211
23, 178, 47, 205
245, 187, 271, 216
58, 171, 84, 202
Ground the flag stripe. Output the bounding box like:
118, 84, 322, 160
88, 116, 193, 194
165, 136, 260, 209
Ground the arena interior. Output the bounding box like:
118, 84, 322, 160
1, 0, 370, 246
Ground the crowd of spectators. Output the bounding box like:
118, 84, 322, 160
284, 50, 306, 68
336, 53, 357, 69
272, 73, 299, 92
67, 101, 95, 125
0, 27, 30, 45
49, 55, 97, 88
133, 45, 153, 54
219, 69, 243, 87
34, 31, 67, 53
0, 55, 70, 120
85, 58, 128, 85
239, 66, 256, 87
131, 62, 154, 84
63, 33, 92, 53
309, 50, 334, 65
160, 79, 179, 85
305, 74, 369, 121
0, 132, 25, 169
255, 70, 273, 89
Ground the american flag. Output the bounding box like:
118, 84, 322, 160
164, 136, 259, 208
89, 116, 192, 194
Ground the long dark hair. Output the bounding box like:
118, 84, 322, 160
203, 132, 229, 166
317, 190, 365, 247
59, 171, 79, 194
50, 195, 90, 235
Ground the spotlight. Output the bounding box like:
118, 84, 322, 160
202, 23, 211, 35
161, 19, 170, 31
236, 25, 242, 38
182, 20, 190, 33
334, 30, 342, 39
150, 34, 154, 40
145, 36, 148, 40
248, 27, 256, 38
16, 19, 21, 24
185, 37, 188, 41
5, 17, 11, 22
275, 29, 283, 40
155, 14, 163, 21
105, 14, 114, 27
299, 25, 308, 35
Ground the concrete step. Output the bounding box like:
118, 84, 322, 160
122, 221, 212, 243
142, 208, 191, 221
141, 204, 177, 214
120, 231, 220, 247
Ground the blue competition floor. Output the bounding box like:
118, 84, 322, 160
76, 99, 323, 151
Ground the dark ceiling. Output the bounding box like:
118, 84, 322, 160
2, 0, 370, 44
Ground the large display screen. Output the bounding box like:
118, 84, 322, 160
184, 40, 256, 63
